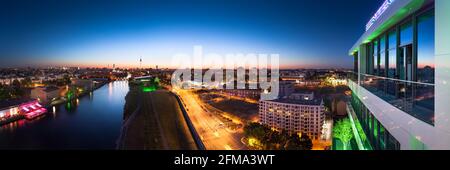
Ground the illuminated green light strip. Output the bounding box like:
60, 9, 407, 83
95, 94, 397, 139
142, 86, 156, 92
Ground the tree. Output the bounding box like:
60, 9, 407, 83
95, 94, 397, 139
299, 133, 313, 150
12, 79, 21, 88
21, 77, 32, 87
0, 84, 11, 100
66, 87, 76, 101
283, 133, 312, 150
279, 130, 290, 144
63, 74, 71, 85
243, 123, 313, 150
244, 123, 274, 149
244, 122, 268, 140
272, 130, 287, 149
284, 136, 303, 150
333, 118, 354, 150
262, 130, 282, 150
11, 79, 24, 98
154, 77, 160, 84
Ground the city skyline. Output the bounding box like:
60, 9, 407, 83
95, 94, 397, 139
0, 0, 381, 69
1, 0, 450, 158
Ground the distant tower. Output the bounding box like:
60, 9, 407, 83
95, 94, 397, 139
113, 64, 115, 69
139, 57, 142, 69
156, 65, 158, 70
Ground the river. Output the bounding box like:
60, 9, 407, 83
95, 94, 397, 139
0, 81, 129, 149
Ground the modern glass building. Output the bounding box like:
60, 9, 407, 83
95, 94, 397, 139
347, 0, 450, 150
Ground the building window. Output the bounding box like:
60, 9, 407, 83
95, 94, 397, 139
373, 40, 379, 75
360, 8, 435, 125
386, 30, 397, 96
414, 10, 435, 124
387, 30, 397, 79
379, 35, 387, 77
379, 124, 387, 150
367, 43, 374, 74
386, 131, 401, 150
400, 22, 413, 46
417, 10, 435, 84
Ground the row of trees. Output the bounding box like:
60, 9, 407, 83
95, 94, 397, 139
243, 122, 312, 150
0, 79, 27, 100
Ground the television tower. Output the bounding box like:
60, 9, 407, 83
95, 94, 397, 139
139, 56, 142, 69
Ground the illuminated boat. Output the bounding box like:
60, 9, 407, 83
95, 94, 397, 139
24, 108, 47, 120
19, 100, 48, 120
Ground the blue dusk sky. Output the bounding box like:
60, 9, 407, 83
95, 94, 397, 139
0, 0, 382, 69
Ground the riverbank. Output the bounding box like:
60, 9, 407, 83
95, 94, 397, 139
117, 87, 197, 150
0, 115, 25, 126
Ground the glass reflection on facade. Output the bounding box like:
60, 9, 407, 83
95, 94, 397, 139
388, 31, 397, 79
400, 22, 413, 46
379, 36, 386, 76
373, 40, 379, 75
355, 7, 435, 126
417, 10, 435, 84
414, 10, 435, 122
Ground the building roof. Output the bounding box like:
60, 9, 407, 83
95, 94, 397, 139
0, 98, 35, 110
264, 98, 323, 106
44, 86, 59, 92
349, 0, 432, 55
135, 76, 153, 80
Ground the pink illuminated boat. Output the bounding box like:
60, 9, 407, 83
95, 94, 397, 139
19, 100, 48, 120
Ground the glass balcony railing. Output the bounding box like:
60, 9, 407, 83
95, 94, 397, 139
346, 71, 434, 125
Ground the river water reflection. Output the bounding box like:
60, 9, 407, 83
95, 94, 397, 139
0, 81, 129, 149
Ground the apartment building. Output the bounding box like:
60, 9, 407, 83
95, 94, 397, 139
259, 97, 325, 139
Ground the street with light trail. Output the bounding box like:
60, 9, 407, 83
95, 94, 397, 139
174, 89, 247, 150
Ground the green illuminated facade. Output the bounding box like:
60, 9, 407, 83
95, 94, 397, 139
350, 93, 400, 150
344, 0, 450, 150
